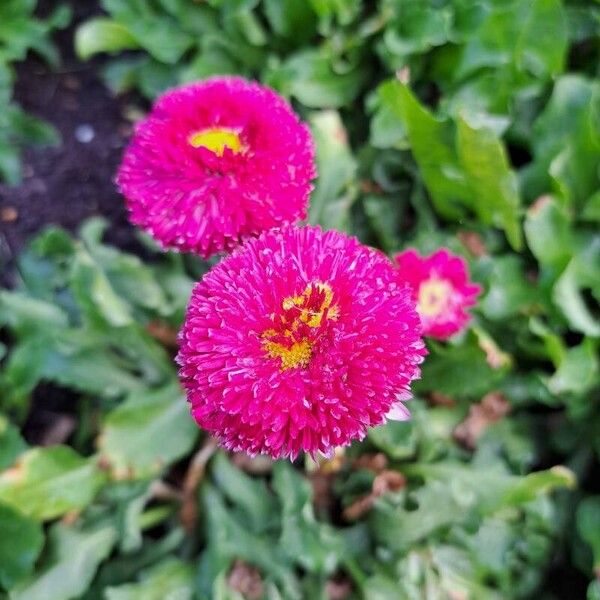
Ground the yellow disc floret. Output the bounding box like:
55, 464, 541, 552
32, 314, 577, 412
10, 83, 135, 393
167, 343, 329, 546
417, 278, 452, 317
261, 282, 339, 371
188, 127, 245, 156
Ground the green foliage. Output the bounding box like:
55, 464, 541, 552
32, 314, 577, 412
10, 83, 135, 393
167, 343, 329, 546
0, 1, 70, 183
1, 0, 599, 597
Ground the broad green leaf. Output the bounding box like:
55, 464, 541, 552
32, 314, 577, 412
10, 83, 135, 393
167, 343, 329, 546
481, 256, 538, 320
211, 452, 276, 533
553, 259, 600, 337
79, 219, 169, 314
99, 384, 198, 478
104, 558, 194, 600
75, 18, 140, 60
263, 0, 317, 43
524, 196, 573, 269
515, 0, 568, 78
308, 110, 357, 231
198, 485, 300, 599
0, 446, 106, 521
272, 462, 342, 573
101, 0, 194, 64
0, 291, 68, 333
523, 75, 600, 206
0, 502, 43, 590
382, 2, 453, 57
416, 334, 507, 398
268, 49, 366, 108
368, 419, 417, 460
405, 463, 575, 514
70, 250, 134, 327
547, 339, 599, 397
0, 414, 26, 471
370, 480, 466, 551
456, 114, 522, 250
379, 80, 469, 219
577, 497, 600, 569
10, 523, 117, 600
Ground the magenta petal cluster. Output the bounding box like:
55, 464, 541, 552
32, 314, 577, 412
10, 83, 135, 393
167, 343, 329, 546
177, 226, 426, 459
117, 77, 315, 258
394, 248, 481, 340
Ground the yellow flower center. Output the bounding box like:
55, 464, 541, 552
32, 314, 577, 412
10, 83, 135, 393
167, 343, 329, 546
417, 278, 452, 318
261, 282, 339, 371
188, 127, 244, 156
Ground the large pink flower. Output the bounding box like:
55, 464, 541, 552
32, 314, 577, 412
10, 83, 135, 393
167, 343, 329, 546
117, 77, 315, 258
394, 248, 481, 340
177, 226, 426, 459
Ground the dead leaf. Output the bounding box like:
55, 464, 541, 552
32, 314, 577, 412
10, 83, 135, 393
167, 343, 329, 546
453, 392, 511, 450
227, 560, 264, 600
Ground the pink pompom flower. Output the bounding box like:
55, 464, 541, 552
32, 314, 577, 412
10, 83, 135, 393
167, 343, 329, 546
177, 226, 426, 460
117, 77, 315, 258
394, 248, 481, 340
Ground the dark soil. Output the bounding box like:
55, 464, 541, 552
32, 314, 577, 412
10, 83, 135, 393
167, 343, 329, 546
0, 0, 140, 286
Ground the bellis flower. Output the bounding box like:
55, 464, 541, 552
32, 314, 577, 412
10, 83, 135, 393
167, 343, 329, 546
177, 226, 426, 460
117, 77, 315, 258
394, 248, 481, 340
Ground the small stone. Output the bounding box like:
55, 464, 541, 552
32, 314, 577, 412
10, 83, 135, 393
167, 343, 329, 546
75, 124, 95, 144
0, 206, 18, 222
63, 75, 80, 90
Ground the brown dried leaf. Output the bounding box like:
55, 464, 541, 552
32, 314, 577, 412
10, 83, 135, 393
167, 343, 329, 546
458, 231, 488, 257
180, 437, 217, 531
343, 469, 406, 521
227, 560, 264, 600
353, 452, 388, 473
428, 392, 456, 407
146, 321, 179, 348
454, 392, 511, 450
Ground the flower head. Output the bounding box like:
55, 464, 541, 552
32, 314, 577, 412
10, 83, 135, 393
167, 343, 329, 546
177, 226, 426, 459
394, 248, 481, 340
117, 77, 315, 258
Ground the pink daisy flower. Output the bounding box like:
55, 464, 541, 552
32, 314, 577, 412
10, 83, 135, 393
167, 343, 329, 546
117, 77, 315, 258
394, 248, 481, 340
177, 226, 426, 460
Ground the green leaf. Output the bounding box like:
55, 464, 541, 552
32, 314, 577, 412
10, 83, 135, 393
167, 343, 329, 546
524, 196, 573, 269
308, 110, 357, 231
10, 523, 117, 600
553, 258, 600, 337
515, 0, 568, 78
368, 419, 417, 460
70, 250, 134, 327
0, 502, 43, 591
382, 2, 453, 57
370, 480, 466, 551
100, 0, 194, 64
272, 462, 342, 573
523, 75, 600, 206
99, 384, 198, 479
211, 452, 276, 533
104, 558, 194, 600
0, 446, 106, 521
577, 497, 600, 569
0, 291, 68, 334
199, 484, 300, 599
379, 80, 469, 220
547, 338, 599, 397
456, 114, 522, 250
267, 49, 366, 108
75, 18, 140, 60
0, 414, 26, 471
263, 0, 317, 43
481, 256, 538, 320
416, 333, 507, 398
